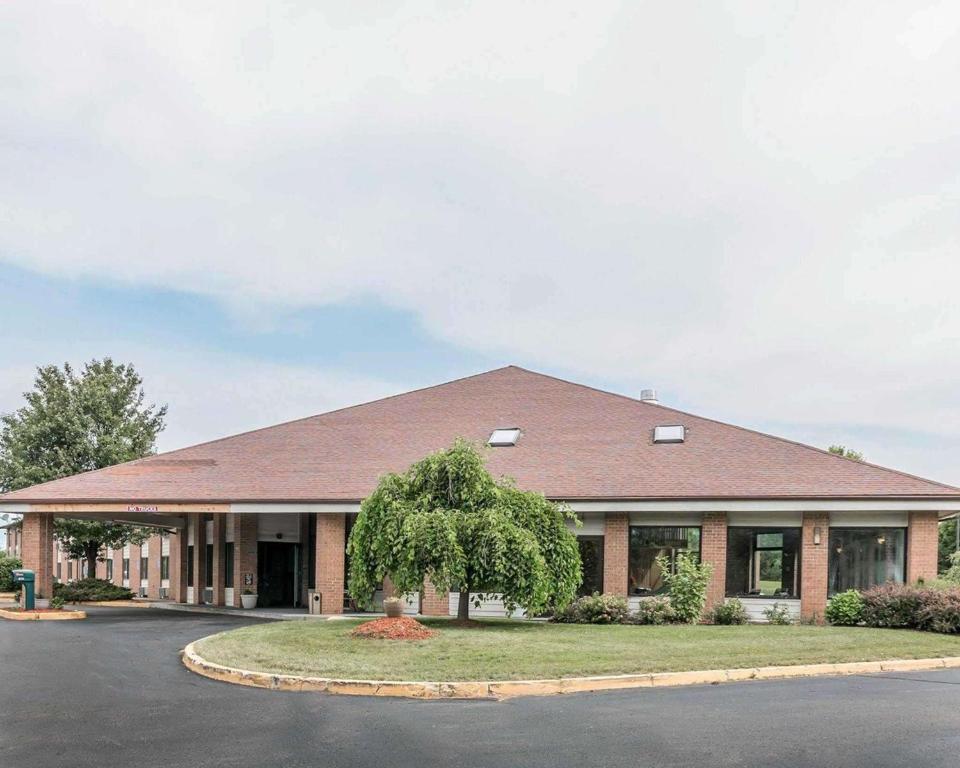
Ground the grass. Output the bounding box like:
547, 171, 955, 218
194, 618, 960, 682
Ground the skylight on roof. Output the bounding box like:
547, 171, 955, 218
653, 425, 685, 444
488, 428, 521, 447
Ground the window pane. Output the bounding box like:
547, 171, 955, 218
205, 544, 214, 588
829, 528, 905, 595
577, 536, 604, 596
187, 547, 194, 586
725, 528, 801, 598
629, 526, 701, 595
224, 543, 234, 588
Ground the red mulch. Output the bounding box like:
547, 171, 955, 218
351, 616, 436, 640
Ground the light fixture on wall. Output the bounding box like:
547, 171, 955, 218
813, 527, 821, 546
876, 535, 886, 545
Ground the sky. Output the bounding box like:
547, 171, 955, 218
1, 1, 959, 486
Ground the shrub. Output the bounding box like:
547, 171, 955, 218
54, 578, 133, 603
656, 551, 713, 624
825, 590, 864, 626
632, 596, 676, 625
0, 553, 22, 592
763, 602, 793, 625
711, 599, 748, 625
942, 552, 960, 584
916, 589, 960, 634
50, 596, 65, 610
860, 583, 924, 628
552, 593, 630, 624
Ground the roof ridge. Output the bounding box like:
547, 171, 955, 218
508, 366, 960, 494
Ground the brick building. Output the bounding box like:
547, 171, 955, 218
3, 366, 959, 620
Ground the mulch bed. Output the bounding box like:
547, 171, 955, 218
351, 616, 437, 640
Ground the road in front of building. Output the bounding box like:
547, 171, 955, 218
2, 608, 960, 768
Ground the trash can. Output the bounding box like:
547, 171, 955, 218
307, 589, 322, 615
12, 569, 35, 611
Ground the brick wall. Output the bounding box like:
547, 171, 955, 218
170, 526, 188, 603
211, 514, 226, 606
21, 512, 54, 600
420, 580, 449, 616
315, 513, 345, 614
701, 512, 727, 610
129, 543, 142, 594
603, 513, 629, 596
801, 512, 830, 622
191, 514, 207, 604
234, 513, 258, 607
907, 511, 939, 583
148, 534, 163, 599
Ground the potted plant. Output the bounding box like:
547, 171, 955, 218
240, 589, 258, 609
35, 594, 50, 610
383, 596, 404, 618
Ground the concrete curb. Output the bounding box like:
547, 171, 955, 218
181, 640, 960, 700
0, 607, 87, 621
81, 600, 156, 608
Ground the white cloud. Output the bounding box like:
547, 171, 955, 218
1, 2, 959, 479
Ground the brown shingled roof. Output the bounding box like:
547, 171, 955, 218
2, 366, 958, 503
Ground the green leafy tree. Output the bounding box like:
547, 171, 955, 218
939, 518, 958, 573
347, 440, 582, 621
656, 551, 712, 623
828, 445, 863, 461
0, 359, 166, 576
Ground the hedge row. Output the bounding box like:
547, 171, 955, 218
826, 583, 960, 634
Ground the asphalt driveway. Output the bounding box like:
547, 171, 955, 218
2, 608, 960, 768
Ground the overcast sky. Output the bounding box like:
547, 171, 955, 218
1, 2, 958, 485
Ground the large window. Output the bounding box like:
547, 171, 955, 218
629, 526, 701, 595
187, 546, 194, 587
140, 556, 149, 581
577, 536, 604, 596
224, 543, 234, 588
160, 556, 169, 581
122, 558, 130, 580
726, 528, 801, 598
106, 559, 113, 581
829, 528, 905, 595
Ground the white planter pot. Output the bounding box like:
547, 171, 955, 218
240, 594, 258, 610
35, 598, 50, 609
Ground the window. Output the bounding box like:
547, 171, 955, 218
205, 544, 214, 588
68, 561, 73, 580
653, 425, 685, 443
122, 558, 130, 580
726, 528, 801, 598
829, 528, 906, 595
160, 555, 169, 581
577, 536, 604, 596
140, 557, 149, 581
187, 546, 194, 587
106, 559, 113, 581
57, 561, 62, 580
628, 526, 701, 595
224, 543, 234, 588
488, 428, 521, 447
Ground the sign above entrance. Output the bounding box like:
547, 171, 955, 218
126, 505, 159, 513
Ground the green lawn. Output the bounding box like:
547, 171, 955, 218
193, 618, 960, 681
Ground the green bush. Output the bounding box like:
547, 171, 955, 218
825, 590, 864, 626
860, 583, 924, 628
631, 596, 676, 625
711, 598, 749, 625
916, 589, 960, 634
50, 596, 65, 610
942, 552, 960, 584
54, 578, 133, 603
0, 552, 22, 592
763, 602, 793, 625
552, 593, 630, 624
657, 551, 713, 624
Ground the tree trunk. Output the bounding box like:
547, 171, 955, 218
457, 588, 471, 621
85, 543, 100, 581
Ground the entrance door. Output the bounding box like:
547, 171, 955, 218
257, 542, 298, 607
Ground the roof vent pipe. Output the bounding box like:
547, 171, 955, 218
640, 389, 659, 405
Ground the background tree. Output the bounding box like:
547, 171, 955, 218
939, 518, 959, 573
347, 440, 582, 621
0, 359, 166, 576
827, 445, 863, 461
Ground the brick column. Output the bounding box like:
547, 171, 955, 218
211, 514, 226, 606
113, 549, 124, 587
299, 513, 311, 608
603, 513, 629, 596
21, 512, 55, 600
315, 513, 345, 614
191, 514, 207, 604
907, 511, 939, 584
170, 524, 188, 603
701, 512, 727, 611
801, 512, 830, 622
234, 513, 258, 607
147, 533, 163, 599
420, 580, 449, 616
129, 543, 142, 594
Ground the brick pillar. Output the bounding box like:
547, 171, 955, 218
315, 513, 345, 615
299, 513, 311, 608
129, 543, 142, 594
191, 514, 207, 604
603, 513, 629, 596
21, 512, 55, 600
907, 511, 939, 584
801, 512, 830, 622
211, 514, 226, 606
147, 534, 162, 599
170, 524, 188, 603
113, 549, 124, 587
420, 580, 449, 616
234, 513, 258, 607
701, 512, 727, 611
96, 556, 108, 580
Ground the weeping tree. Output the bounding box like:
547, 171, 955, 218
347, 440, 582, 621
0, 359, 166, 576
